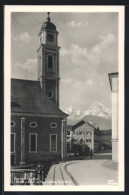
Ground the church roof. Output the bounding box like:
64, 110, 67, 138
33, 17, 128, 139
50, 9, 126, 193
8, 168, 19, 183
11, 78, 68, 117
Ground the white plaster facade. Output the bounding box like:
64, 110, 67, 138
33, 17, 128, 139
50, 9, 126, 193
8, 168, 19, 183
109, 72, 118, 162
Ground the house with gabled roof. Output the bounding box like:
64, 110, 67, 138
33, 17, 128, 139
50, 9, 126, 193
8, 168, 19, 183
70, 120, 101, 154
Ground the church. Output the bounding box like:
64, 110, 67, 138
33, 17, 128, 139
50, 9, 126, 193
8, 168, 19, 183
11, 13, 68, 165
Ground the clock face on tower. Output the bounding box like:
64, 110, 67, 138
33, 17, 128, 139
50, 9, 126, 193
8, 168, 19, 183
47, 33, 54, 42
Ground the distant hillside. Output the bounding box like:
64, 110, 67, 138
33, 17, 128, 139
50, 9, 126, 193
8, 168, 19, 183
67, 115, 111, 130
100, 130, 112, 135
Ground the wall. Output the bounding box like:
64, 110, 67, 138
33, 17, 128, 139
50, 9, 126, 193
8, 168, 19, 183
11, 116, 21, 164
71, 123, 101, 153
11, 115, 64, 165
100, 130, 112, 150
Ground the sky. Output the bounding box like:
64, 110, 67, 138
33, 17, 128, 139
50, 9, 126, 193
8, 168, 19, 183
11, 11, 118, 111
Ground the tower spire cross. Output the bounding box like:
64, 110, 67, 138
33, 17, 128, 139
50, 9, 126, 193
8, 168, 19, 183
48, 12, 50, 17
47, 12, 51, 22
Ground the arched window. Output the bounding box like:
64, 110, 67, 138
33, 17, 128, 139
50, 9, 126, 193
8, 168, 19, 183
80, 138, 84, 144
48, 55, 53, 70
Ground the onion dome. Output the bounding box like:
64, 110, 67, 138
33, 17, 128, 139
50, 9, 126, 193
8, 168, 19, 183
40, 12, 56, 32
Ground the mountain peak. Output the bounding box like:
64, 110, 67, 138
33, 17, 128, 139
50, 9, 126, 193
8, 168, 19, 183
65, 102, 111, 121
87, 102, 111, 119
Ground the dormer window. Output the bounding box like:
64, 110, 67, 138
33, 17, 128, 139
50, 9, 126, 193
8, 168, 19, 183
48, 55, 53, 70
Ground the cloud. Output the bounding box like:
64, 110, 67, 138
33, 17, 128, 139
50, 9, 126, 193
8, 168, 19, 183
61, 33, 117, 70
99, 33, 116, 48
73, 78, 94, 94
71, 44, 89, 66
66, 20, 88, 27
13, 32, 31, 42
14, 58, 37, 73
61, 78, 72, 84
60, 48, 71, 56
86, 78, 93, 86
91, 33, 116, 58
73, 81, 83, 92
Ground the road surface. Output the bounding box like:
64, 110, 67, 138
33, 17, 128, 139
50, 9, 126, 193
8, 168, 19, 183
44, 153, 118, 185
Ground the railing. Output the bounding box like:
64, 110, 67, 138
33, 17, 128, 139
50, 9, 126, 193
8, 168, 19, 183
11, 160, 57, 185
11, 169, 39, 185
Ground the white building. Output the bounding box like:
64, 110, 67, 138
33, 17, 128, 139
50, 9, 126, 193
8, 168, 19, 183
108, 72, 118, 162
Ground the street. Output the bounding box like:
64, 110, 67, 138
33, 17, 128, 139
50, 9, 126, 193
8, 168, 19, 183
44, 153, 118, 185
67, 159, 118, 185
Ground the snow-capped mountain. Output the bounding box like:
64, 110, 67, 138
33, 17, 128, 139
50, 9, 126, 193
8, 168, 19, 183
65, 106, 83, 120
65, 102, 111, 120
83, 102, 111, 119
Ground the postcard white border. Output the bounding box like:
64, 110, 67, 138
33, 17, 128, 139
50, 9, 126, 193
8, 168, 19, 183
4, 5, 124, 191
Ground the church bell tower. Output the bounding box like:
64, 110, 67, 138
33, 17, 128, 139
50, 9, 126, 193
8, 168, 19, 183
37, 12, 60, 106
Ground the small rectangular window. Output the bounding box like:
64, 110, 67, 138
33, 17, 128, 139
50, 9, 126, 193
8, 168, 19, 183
11, 154, 15, 165
29, 134, 37, 153
67, 130, 70, 135
11, 133, 15, 153
48, 91, 53, 98
50, 134, 57, 152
